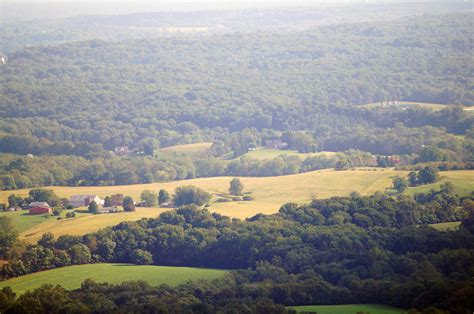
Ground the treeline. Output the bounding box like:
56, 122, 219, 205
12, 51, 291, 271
0, 150, 377, 190
2, 188, 473, 312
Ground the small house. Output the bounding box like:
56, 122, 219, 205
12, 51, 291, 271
265, 139, 288, 149
114, 146, 130, 156
30, 206, 52, 215
69, 195, 104, 208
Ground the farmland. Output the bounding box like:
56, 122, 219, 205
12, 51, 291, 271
1, 169, 473, 243
19, 207, 167, 243
405, 170, 474, 197
0, 263, 227, 295
1, 168, 407, 218
0, 210, 52, 233
290, 304, 406, 314
158, 142, 213, 155
429, 221, 462, 231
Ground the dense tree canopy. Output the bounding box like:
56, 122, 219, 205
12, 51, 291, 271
0, 13, 472, 189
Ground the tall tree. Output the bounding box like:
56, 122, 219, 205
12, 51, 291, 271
88, 201, 98, 214
0, 217, 18, 258
229, 178, 244, 196
158, 189, 170, 205
123, 196, 135, 212
140, 190, 157, 207
173, 186, 211, 207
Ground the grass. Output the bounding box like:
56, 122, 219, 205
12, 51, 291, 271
2, 169, 472, 243
0, 263, 227, 295
429, 221, 461, 231
290, 304, 406, 314
241, 148, 336, 160
405, 170, 474, 197
20, 207, 167, 243
0, 211, 52, 233
158, 142, 212, 155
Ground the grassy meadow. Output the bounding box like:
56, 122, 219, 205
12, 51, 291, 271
0, 210, 52, 233
429, 221, 462, 231
19, 207, 167, 243
290, 304, 406, 314
1, 168, 407, 218
1, 169, 472, 243
405, 170, 474, 197
0, 263, 227, 295
158, 142, 213, 155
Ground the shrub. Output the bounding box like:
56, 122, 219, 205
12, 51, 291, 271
216, 198, 231, 203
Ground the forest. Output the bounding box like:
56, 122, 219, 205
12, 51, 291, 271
0, 4, 473, 312
0, 13, 473, 189
0, 187, 473, 312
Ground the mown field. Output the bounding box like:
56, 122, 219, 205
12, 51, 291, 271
290, 304, 406, 314
157, 142, 213, 155
405, 170, 474, 197
19, 207, 167, 243
241, 148, 336, 160
1, 169, 472, 243
429, 221, 462, 231
0, 263, 227, 295
0, 210, 52, 233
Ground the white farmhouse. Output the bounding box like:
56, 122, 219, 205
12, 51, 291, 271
69, 195, 104, 208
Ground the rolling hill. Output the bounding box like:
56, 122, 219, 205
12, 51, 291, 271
0, 263, 227, 295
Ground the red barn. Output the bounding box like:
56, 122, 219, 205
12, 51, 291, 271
29, 206, 52, 215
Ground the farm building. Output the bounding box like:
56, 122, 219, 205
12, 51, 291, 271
30, 206, 52, 215
265, 139, 288, 149
114, 146, 131, 156
29, 202, 50, 208
69, 195, 104, 208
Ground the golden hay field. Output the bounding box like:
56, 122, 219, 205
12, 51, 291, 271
19, 208, 167, 243
158, 142, 213, 155
2, 169, 473, 243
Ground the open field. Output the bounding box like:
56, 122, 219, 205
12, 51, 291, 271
1, 168, 408, 219
361, 101, 471, 111
158, 142, 213, 155
241, 148, 336, 160
0, 263, 227, 295
0, 210, 52, 233
429, 221, 462, 231
19, 207, 166, 243
405, 170, 474, 197
2, 169, 472, 243
290, 304, 406, 314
